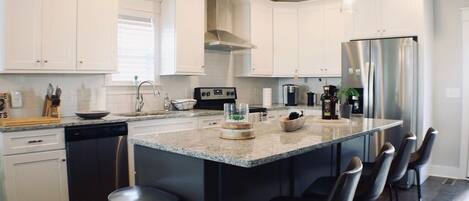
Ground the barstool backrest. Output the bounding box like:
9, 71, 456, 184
359, 143, 395, 200
388, 133, 417, 183
327, 157, 363, 201
414, 128, 438, 167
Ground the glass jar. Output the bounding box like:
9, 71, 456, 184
224, 103, 249, 123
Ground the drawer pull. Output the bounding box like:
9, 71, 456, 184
27, 140, 43, 144
208, 122, 218, 126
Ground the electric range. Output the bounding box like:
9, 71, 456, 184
193, 87, 267, 121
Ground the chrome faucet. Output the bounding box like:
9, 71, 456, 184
135, 80, 160, 113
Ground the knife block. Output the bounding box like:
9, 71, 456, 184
43, 96, 61, 118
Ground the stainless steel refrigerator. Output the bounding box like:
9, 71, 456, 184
341, 37, 418, 158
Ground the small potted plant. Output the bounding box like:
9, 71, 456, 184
337, 88, 360, 118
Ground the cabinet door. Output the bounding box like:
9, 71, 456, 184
379, 0, 418, 37
273, 6, 298, 76
250, 0, 273, 76
4, 150, 69, 201
5, 0, 42, 70
350, 0, 379, 40
298, 4, 324, 76
323, 4, 344, 76
42, 0, 77, 70
174, 0, 205, 74
77, 0, 117, 71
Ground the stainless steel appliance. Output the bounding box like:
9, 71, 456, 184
194, 87, 267, 122
341, 37, 418, 157
65, 122, 129, 201
282, 84, 299, 106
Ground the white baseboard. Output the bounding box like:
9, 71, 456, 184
429, 165, 464, 179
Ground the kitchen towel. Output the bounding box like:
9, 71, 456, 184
262, 88, 272, 108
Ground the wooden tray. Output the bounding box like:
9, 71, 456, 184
220, 128, 255, 140
313, 116, 350, 124
221, 122, 253, 130
0, 117, 60, 127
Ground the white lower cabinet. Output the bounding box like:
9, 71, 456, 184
4, 150, 69, 201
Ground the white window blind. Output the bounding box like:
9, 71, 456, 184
112, 15, 155, 82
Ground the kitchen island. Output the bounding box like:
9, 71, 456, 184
130, 117, 402, 201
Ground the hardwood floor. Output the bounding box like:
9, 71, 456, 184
378, 177, 469, 201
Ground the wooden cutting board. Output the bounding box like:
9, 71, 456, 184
0, 117, 60, 127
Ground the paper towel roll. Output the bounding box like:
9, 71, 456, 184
262, 88, 272, 108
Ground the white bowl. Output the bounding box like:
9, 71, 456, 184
171, 99, 197, 111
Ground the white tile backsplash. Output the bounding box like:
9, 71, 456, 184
0, 50, 280, 117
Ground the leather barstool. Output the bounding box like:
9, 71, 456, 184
407, 128, 438, 201
302, 143, 395, 201
270, 157, 363, 201
108, 186, 181, 201
362, 133, 416, 201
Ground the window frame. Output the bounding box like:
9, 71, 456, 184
105, 7, 159, 87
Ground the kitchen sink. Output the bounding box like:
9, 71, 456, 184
117, 111, 171, 117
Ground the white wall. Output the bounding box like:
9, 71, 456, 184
430, 0, 469, 177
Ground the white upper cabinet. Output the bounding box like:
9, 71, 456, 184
42, 0, 77, 70
349, 0, 418, 40
77, 0, 118, 71
4, 0, 44, 70
298, 2, 344, 77
1, 0, 118, 73
349, 0, 378, 39
250, 0, 273, 76
273, 5, 299, 77
298, 4, 324, 76
379, 0, 417, 37
160, 0, 205, 76
234, 0, 273, 77
322, 4, 344, 76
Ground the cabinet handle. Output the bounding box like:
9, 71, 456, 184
79, 61, 84, 64
27, 140, 43, 144
44, 60, 48, 63
61, 159, 66, 162
209, 122, 218, 126
36, 60, 41, 63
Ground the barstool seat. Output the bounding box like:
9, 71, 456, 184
108, 186, 180, 201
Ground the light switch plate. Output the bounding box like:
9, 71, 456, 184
10, 91, 23, 108
446, 88, 461, 98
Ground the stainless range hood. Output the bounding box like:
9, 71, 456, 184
205, 0, 255, 51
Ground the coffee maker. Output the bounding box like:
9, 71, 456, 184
282, 84, 299, 106
321, 85, 338, 119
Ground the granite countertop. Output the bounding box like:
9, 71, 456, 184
130, 117, 403, 168
0, 105, 320, 132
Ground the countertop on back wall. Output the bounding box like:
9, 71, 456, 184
0, 104, 321, 133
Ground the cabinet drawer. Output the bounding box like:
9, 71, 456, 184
2, 128, 65, 155
198, 116, 224, 129
128, 118, 198, 136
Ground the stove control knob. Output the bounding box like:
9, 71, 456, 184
226, 91, 230, 96
201, 92, 206, 96
206, 92, 211, 96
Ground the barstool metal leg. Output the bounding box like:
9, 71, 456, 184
388, 185, 394, 201
393, 186, 399, 201
415, 169, 422, 201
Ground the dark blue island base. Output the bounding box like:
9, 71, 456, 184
134, 135, 368, 201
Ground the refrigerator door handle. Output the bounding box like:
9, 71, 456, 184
368, 62, 375, 118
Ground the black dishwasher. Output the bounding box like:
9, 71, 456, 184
65, 122, 129, 201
